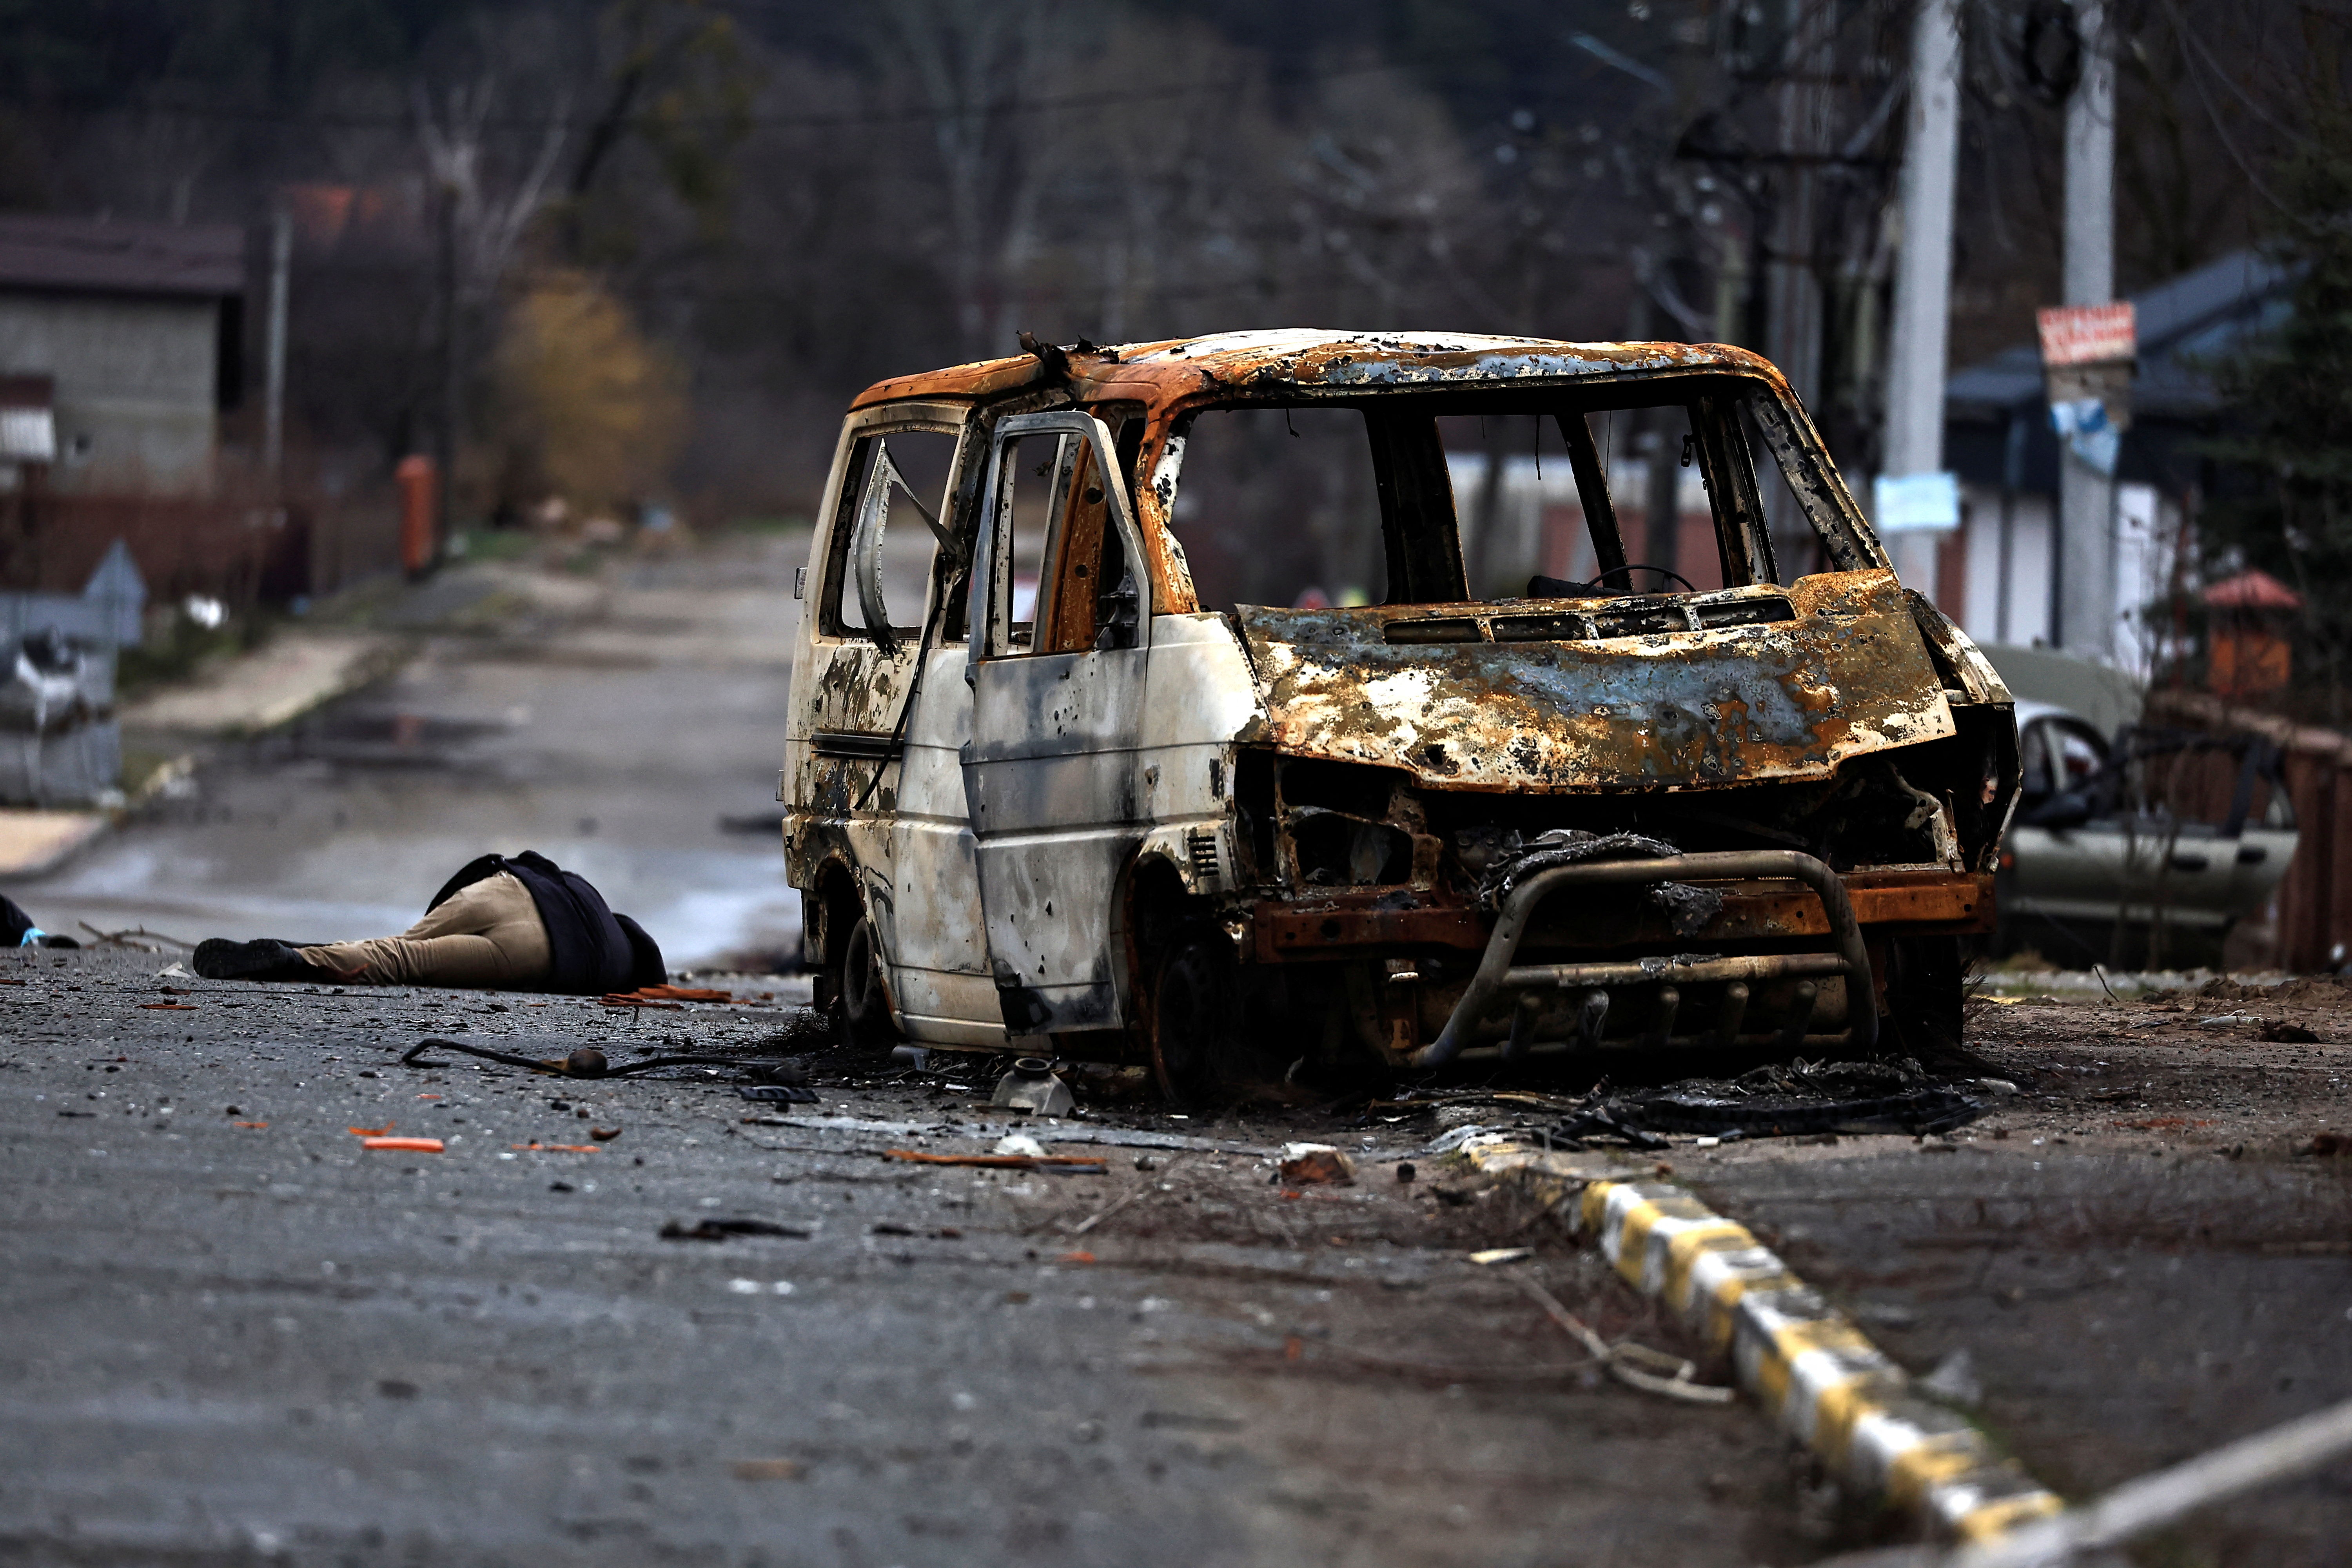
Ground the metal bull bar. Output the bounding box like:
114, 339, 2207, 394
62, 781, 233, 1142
1409, 851, 1878, 1067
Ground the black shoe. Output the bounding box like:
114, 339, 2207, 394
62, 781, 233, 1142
192, 938, 314, 982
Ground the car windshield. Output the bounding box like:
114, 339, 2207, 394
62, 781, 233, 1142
1157, 377, 1846, 616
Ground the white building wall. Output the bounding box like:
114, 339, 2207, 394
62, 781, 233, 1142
2111, 482, 2179, 682
1956, 482, 2054, 648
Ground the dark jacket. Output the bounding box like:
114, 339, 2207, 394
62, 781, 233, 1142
427, 851, 664, 995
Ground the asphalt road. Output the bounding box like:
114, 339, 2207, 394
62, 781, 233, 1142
10, 962, 2352, 1564
2, 949, 1822, 1568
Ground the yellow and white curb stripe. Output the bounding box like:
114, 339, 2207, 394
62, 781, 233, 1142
1578, 1178, 2063, 1541
1445, 1136, 2062, 1542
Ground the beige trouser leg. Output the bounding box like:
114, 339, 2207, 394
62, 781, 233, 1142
301, 871, 554, 989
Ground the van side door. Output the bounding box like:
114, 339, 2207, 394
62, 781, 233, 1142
958, 410, 1154, 1037
786, 405, 991, 1031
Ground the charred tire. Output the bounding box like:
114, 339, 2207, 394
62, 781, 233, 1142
834, 917, 898, 1050
1147, 929, 1245, 1105
1883, 934, 1965, 1057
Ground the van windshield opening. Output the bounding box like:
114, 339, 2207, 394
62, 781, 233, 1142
1158, 379, 1844, 616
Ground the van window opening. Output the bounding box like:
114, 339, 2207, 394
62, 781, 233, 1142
1157, 382, 1826, 618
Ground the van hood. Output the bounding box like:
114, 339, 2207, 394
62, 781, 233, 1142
1234, 570, 1954, 792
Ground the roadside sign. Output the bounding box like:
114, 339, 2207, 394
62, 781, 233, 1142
2036, 302, 2136, 366
1872, 471, 1961, 534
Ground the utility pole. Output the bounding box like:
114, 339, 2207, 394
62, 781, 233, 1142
262, 207, 291, 484
2056, 0, 2116, 656
434, 181, 460, 575
1878, 0, 1964, 594
1764, 0, 1835, 570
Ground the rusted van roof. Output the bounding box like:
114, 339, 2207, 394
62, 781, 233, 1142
849, 330, 1787, 413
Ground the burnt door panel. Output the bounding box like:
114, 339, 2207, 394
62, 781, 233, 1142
960, 412, 1154, 1036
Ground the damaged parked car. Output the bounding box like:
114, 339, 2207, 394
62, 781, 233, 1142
781, 331, 2018, 1098
1996, 703, 2297, 967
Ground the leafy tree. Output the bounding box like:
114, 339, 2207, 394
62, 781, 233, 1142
494, 268, 687, 514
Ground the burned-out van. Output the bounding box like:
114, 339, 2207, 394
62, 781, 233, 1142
782, 332, 2018, 1098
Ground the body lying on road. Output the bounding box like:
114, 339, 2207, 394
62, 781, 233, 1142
192, 850, 664, 993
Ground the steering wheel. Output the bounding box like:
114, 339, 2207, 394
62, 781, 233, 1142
1593, 563, 1697, 594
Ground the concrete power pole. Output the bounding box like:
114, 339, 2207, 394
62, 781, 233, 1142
262, 207, 291, 484
1879, 0, 1964, 593
2057, 0, 2116, 656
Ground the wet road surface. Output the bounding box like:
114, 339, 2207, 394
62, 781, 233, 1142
15, 537, 808, 969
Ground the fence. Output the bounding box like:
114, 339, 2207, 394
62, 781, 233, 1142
0, 489, 399, 606
2150, 690, 2352, 973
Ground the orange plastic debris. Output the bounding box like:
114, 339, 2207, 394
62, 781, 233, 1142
348, 1124, 394, 1136
232, 1121, 269, 1129
1059, 1250, 1096, 1265
362, 1136, 444, 1152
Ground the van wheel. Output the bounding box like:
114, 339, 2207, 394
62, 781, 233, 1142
835, 917, 897, 1049
1146, 931, 1244, 1105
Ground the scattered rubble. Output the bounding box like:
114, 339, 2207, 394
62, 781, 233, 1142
1277, 1143, 1356, 1185
990, 1057, 1075, 1117
1544, 1059, 1984, 1147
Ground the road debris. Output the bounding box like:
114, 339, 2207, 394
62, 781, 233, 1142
360, 1136, 443, 1152
1468, 1247, 1534, 1266
79, 922, 196, 952
990, 1057, 1074, 1116
1517, 1276, 1733, 1404
1918, 1349, 1984, 1408
609, 985, 739, 1004
1066, 1154, 1195, 1236
882, 1147, 1107, 1171
660, 1218, 810, 1242
1277, 1143, 1356, 1185
1548, 1059, 1984, 1145
730, 1459, 805, 1481
403, 1038, 806, 1081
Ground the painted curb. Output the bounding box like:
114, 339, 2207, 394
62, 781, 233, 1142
1455, 1140, 2064, 1542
